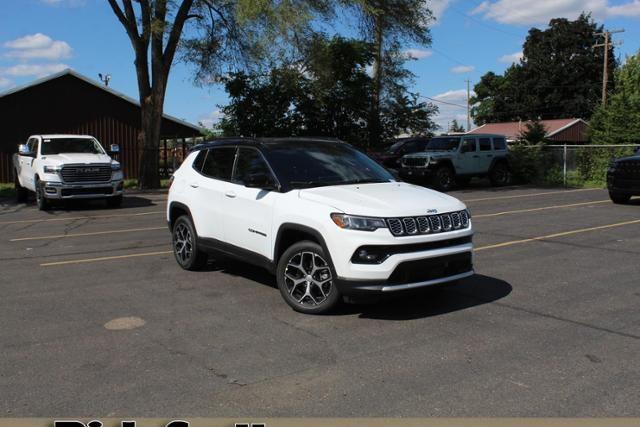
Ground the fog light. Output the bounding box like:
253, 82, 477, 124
355, 249, 385, 264
45, 187, 57, 194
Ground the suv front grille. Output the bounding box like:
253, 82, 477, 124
616, 160, 640, 179
387, 210, 470, 237
403, 157, 427, 167
61, 164, 112, 183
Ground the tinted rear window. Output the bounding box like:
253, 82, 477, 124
479, 138, 492, 151
201, 147, 236, 180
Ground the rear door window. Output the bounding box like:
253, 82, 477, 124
479, 138, 492, 151
201, 146, 236, 180
192, 150, 207, 172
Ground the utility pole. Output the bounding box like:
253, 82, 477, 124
594, 29, 624, 106
465, 79, 471, 132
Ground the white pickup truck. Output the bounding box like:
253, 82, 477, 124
13, 134, 124, 210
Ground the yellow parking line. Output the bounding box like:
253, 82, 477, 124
474, 200, 610, 218
10, 226, 167, 242
475, 219, 640, 252
0, 211, 164, 225
463, 188, 601, 203
40, 250, 173, 267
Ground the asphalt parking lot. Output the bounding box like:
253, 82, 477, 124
1, 186, 639, 417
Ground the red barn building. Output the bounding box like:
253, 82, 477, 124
467, 118, 589, 144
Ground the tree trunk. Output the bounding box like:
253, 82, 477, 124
368, 14, 384, 150
138, 93, 163, 189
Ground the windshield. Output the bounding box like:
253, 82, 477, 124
265, 141, 395, 189
427, 137, 460, 151
41, 138, 105, 155
386, 141, 405, 154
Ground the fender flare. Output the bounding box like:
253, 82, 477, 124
274, 222, 334, 267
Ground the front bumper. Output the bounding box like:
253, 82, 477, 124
607, 173, 640, 196
41, 180, 124, 199
400, 166, 432, 179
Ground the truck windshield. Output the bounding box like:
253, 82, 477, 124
265, 141, 395, 189
41, 138, 104, 155
427, 137, 460, 151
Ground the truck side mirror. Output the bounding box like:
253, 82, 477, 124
18, 144, 33, 156
109, 144, 120, 153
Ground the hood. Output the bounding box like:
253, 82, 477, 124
299, 182, 466, 217
40, 153, 113, 165
403, 151, 452, 159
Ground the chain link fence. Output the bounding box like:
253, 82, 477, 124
509, 144, 639, 187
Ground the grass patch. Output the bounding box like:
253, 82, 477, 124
0, 183, 16, 199
123, 179, 171, 189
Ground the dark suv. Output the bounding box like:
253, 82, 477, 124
371, 137, 429, 169
607, 153, 640, 204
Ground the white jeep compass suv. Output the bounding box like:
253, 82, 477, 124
167, 138, 474, 314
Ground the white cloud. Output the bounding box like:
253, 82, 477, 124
404, 49, 433, 60
450, 65, 475, 73
40, 0, 86, 6
1, 63, 69, 77
0, 76, 12, 88
429, 0, 452, 21
498, 51, 523, 63
199, 109, 225, 128
4, 33, 73, 61
470, 0, 608, 25
429, 89, 476, 131
607, 0, 640, 16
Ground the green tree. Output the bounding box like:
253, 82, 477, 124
107, 0, 329, 188
348, 0, 433, 147
518, 120, 548, 144
471, 13, 615, 125
449, 119, 465, 133
589, 52, 640, 144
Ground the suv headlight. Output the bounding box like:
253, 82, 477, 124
111, 161, 121, 171
331, 213, 387, 231
43, 165, 62, 174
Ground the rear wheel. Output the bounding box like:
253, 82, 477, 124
14, 170, 28, 203
609, 192, 631, 204
277, 241, 341, 314
35, 178, 50, 211
489, 162, 511, 186
172, 215, 207, 270
433, 165, 455, 192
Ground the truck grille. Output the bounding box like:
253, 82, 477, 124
61, 164, 112, 183
402, 157, 427, 167
386, 210, 470, 237
616, 160, 640, 179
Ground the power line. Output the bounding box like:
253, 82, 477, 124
418, 95, 467, 109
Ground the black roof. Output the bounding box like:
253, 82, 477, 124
190, 136, 345, 152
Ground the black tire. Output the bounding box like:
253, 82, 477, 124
35, 178, 50, 211
609, 192, 631, 204
276, 241, 341, 314
106, 194, 123, 208
433, 165, 456, 192
172, 215, 207, 270
489, 162, 511, 187
14, 170, 28, 203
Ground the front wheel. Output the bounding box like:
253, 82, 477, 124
35, 178, 50, 211
172, 215, 207, 270
433, 165, 456, 192
276, 241, 341, 314
609, 192, 631, 204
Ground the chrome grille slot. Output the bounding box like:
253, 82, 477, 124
403, 157, 427, 167
402, 218, 417, 235
61, 164, 112, 183
451, 212, 461, 229
387, 218, 404, 236
441, 214, 453, 231
429, 215, 442, 232
416, 216, 430, 233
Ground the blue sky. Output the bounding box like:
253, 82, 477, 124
1, 0, 639, 131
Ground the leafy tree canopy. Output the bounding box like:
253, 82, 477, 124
471, 13, 615, 125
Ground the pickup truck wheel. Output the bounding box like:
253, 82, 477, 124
14, 171, 28, 203
433, 165, 455, 192
172, 215, 207, 270
35, 179, 50, 211
106, 195, 123, 208
277, 241, 341, 314
489, 163, 511, 186
609, 192, 631, 204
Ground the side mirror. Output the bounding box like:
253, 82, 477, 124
244, 173, 276, 190
109, 144, 120, 153
18, 144, 34, 157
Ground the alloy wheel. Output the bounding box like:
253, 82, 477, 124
173, 222, 193, 264
284, 251, 333, 307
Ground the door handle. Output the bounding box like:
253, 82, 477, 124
225, 191, 236, 198
190, 183, 199, 188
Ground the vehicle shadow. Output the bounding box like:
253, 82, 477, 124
3, 195, 158, 211
204, 257, 512, 320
